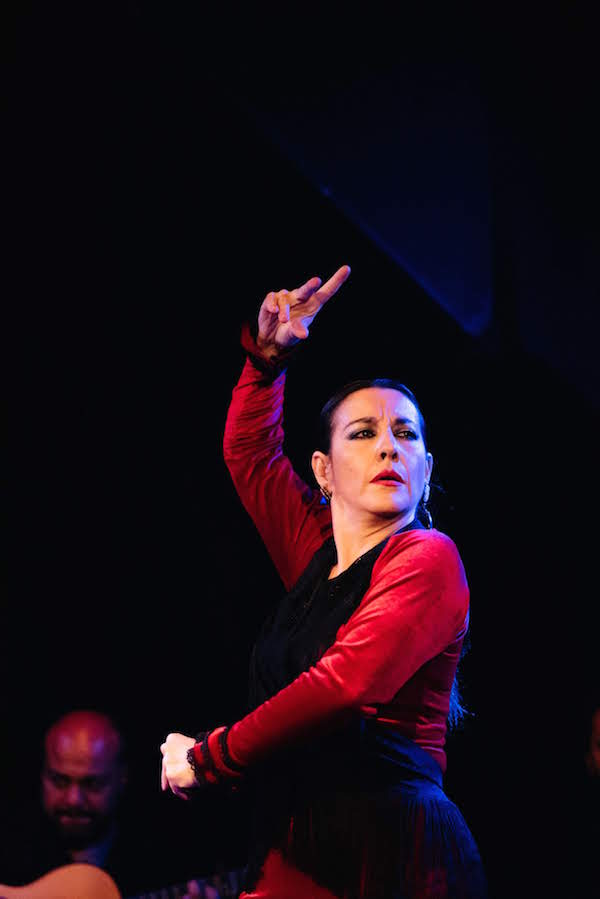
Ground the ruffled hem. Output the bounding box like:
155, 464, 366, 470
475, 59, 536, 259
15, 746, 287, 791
242, 730, 487, 898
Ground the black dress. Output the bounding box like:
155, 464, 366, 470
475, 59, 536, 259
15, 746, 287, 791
240, 524, 488, 898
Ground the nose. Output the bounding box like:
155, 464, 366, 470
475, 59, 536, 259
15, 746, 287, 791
64, 782, 84, 808
378, 425, 400, 460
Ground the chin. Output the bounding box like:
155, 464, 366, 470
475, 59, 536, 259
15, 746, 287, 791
51, 815, 107, 849
371, 503, 411, 519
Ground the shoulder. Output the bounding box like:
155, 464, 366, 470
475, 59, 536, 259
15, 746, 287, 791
380, 527, 464, 569
372, 528, 469, 608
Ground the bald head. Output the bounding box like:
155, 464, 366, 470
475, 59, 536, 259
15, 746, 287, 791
45, 710, 123, 766
42, 710, 127, 849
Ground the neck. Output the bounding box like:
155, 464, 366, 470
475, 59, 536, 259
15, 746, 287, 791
328, 505, 416, 577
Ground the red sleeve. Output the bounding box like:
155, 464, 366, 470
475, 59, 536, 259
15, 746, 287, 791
223, 348, 332, 591
226, 530, 470, 767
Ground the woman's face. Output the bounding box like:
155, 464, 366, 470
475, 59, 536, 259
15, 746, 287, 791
317, 387, 433, 523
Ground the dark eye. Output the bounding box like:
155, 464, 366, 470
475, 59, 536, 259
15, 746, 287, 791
350, 429, 375, 439
48, 773, 70, 789
82, 777, 106, 792
395, 429, 417, 440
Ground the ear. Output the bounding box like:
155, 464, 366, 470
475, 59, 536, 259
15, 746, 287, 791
311, 451, 330, 492
425, 452, 433, 483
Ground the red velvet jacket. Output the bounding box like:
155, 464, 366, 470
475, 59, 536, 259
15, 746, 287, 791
215, 348, 471, 777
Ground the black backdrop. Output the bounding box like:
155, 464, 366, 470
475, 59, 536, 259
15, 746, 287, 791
5, 6, 599, 897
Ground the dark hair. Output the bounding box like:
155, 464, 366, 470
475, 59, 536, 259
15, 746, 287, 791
319, 378, 470, 730
318, 378, 430, 528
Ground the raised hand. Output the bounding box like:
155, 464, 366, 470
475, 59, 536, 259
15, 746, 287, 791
256, 264, 351, 354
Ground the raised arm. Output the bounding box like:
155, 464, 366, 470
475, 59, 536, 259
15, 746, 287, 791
223, 266, 351, 590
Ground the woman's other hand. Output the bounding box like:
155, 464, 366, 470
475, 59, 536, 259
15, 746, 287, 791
257, 264, 351, 354
160, 731, 196, 800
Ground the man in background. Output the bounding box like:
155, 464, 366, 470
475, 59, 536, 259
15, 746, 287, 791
0, 709, 222, 897
40, 709, 127, 872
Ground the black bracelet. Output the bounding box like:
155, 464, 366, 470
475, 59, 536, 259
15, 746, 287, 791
240, 322, 300, 378
246, 351, 288, 377
186, 743, 207, 786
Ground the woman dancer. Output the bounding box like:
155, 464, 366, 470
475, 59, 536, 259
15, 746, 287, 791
161, 265, 487, 898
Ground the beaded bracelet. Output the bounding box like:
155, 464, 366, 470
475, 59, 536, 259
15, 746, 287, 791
240, 322, 300, 377
186, 727, 244, 787
186, 743, 207, 786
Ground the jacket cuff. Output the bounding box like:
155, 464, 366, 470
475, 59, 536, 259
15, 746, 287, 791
188, 726, 245, 788
240, 322, 300, 378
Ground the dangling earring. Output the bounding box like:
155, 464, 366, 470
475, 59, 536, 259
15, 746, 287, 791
422, 483, 433, 529
320, 485, 332, 503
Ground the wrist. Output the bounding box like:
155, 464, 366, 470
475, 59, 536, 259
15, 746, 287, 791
241, 322, 299, 376
255, 332, 281, 359
187, 726, 245, 789
186, 738, 216, 787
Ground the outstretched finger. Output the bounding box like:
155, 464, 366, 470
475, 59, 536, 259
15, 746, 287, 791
312, 264, 351, 307
291, 275, 322, 303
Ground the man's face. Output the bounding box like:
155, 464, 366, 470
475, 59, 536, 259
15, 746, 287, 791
42, 721, 126, 849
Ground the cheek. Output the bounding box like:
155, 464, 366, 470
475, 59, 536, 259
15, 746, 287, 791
406, 450, 427, 483
329, 445, 364, 488
42, 785, 57, 805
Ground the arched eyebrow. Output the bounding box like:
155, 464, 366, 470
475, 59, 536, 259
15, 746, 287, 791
343, 416, 418, 430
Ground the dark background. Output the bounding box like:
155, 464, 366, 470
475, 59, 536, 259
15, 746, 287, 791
4, 4, 599, 897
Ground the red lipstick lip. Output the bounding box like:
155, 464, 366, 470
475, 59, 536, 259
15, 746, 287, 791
371, 470, 405, 484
